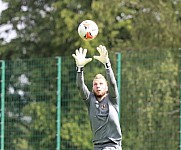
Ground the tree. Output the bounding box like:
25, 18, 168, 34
0, 0, 57, 59
121, 49, 179, 149
1, 0, 180, 58
0, 0, 180, 149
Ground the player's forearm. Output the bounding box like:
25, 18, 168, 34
76, 70, 84, 89
105, 62, 116, 85
105, 63, 119, 98
76, 68, 90, 100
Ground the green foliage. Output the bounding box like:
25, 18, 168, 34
22, 102, 56, 150
4, 58, 57, 150
1, 0, 180, 59
1, 49, 179, 149
0, 0, 180, 149
121, 49, 179, 150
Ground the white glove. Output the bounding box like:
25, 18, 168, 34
72, 47, 92, 67
93, 45, 110, 64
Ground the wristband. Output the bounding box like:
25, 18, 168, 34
76, 66, 84, 72
104, 62, 111, 69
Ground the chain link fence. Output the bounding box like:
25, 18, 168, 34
0, 49, 179, 150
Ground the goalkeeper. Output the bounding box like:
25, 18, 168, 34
72, 45, 122, 150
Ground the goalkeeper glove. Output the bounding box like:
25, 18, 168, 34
93, 45, 111, 68
72, 47, 92, 72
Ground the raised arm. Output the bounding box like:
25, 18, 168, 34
72, 47, 92, 100
105, 66, 119, 101
93, 45, 119, 103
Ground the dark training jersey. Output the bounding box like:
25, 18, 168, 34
76, 66, 122, 144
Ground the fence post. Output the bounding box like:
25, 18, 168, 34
0, 60, 5, 150
116, 53, 121, 119
179, 48, 181, 150
56, 57, 61, 150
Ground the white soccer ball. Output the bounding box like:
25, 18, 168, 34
78, 20, 98, 41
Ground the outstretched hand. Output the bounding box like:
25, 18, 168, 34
93, 45, 110, 64
72, 47, 92, 67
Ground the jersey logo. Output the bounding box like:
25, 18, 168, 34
100, 103, 107, 109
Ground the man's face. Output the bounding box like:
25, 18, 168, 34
92, 78, 108, 98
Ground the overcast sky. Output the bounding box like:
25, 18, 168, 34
0, 0, 7, 14
0, 0, 17, 42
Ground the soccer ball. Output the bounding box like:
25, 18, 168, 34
78, 20, 98, 41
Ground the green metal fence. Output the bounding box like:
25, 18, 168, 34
0, 49, 179, 150
0, 61, 5, 150
1, 58, 59, 150
121, 49, 179, 150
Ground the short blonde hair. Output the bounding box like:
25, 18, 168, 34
93, 74, 107, 83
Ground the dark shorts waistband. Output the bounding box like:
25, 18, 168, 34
94, 141, 115, 145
